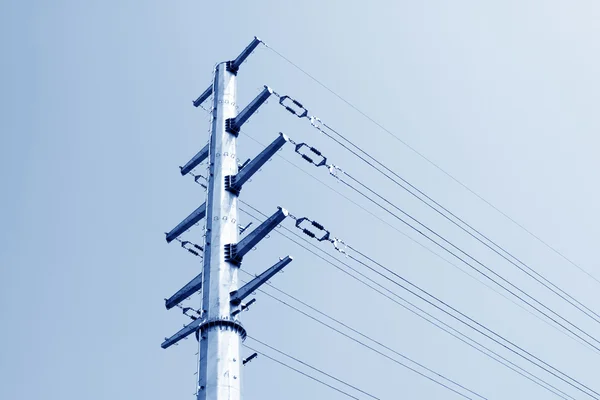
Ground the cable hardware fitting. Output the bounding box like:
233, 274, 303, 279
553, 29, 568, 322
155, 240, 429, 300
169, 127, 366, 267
294, 143, 327, 167
173, 237, 204, 258
278, 95, 308, 118
294, 217, 331, 242
332, 237, 349, 257
328, 164, 342, 181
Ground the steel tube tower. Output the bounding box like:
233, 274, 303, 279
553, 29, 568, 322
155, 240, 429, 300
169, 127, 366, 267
161, 38, 293, 400
196, 61, 242, 400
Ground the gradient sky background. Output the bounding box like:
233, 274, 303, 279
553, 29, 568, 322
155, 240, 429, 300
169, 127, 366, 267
2, 1, 600, 399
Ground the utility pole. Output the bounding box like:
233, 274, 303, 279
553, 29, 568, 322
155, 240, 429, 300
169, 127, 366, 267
161, 37, 294, 400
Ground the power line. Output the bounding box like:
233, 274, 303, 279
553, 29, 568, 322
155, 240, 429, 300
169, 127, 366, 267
240, 131, 507, 296
239, 204, 591, 399
335, 172, 600, 354
247, 337, 381, 400
269, 84, 600, 330
249, 119, 600, 358
318, 121, 600, 325
239, 128, 587, 350
221, 104, 564, 341
343, 250, 600, 399
172, 39, 598, 400
200, 109, 592, 396
244, 345, 363, 400
262, 42, 600, 288
265, 87, 600, 341
244, 284, 487, 399
246, 270, 574, 400
245, 296, 480, 399
240, 202, 600, 398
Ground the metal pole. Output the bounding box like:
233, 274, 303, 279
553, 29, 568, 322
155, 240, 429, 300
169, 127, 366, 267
197, 62, 243, 400
162, 38, 288, 399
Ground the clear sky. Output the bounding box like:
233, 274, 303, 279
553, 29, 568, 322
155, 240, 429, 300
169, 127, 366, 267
2, 1, 599, 399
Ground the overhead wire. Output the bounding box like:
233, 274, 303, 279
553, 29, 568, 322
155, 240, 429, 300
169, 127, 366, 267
239, 203, 593, 399
184, 43, 598, 400
247, 337, 382, 400
243, 269, 573, 400
240, 201, 600, 398
267, 87, 600, 335
264, 86, 600, 349
334, 171, 600, 354
214, 101, 561, 337
241, 126, 600, 358
341, 250, 600, 399
193, 99, 594, 399
243, 282, 487, 399
238, 129, 587, 350
236, 117, 597, 396
262, 41, 600, 287
247, 317, 479, 399
319, 122, 600, 325
244, 345, 363, 400
244, 98, 600, 354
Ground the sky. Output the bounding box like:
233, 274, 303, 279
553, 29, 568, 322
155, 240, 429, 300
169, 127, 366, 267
1, 1, 599, 399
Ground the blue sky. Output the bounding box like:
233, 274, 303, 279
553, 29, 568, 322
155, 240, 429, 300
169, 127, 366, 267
2, 1, 599, 399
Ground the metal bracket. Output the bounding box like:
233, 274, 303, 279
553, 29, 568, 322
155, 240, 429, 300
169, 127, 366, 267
180, 144, 209, 176
226, 36, 263, 75
161, 317, 203, 349
193, 37, 262, 108
242, 298, 256, 311
230, 36, 262, 71
225, 118, 240, 136
226, 86, 273, 135
224, 207, 289, 265
225, 133, 288, 196
164, 273, 203, 310
165, 202, 207, 243
243, 353, 258, 365
224, 243, 240, 266
193, 86, 213, 108
224, 175, 239, 195
230, 256, 293, 305
226, 60, 239, 75
231, 298, 256, 317
238, 158, 251, 171
239, 222, 253, 235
